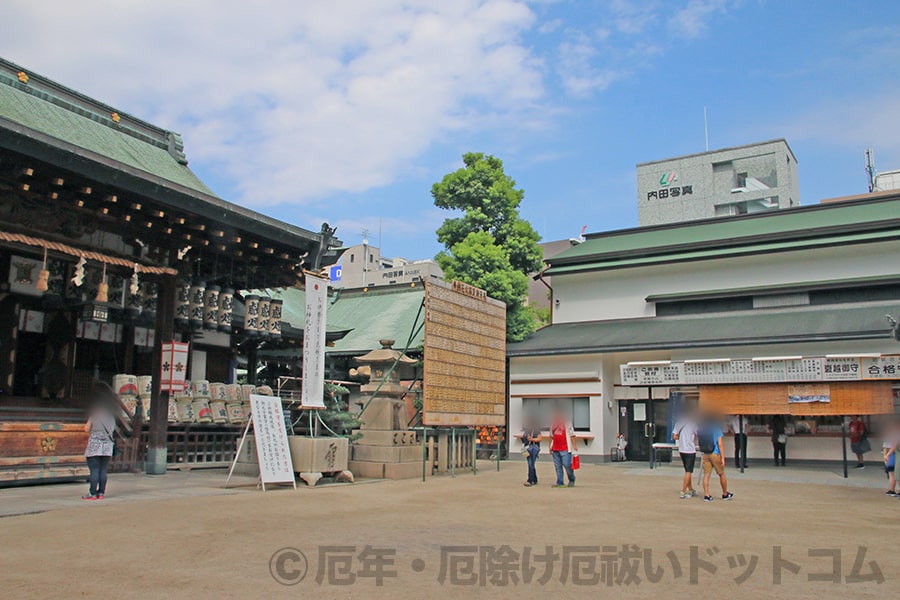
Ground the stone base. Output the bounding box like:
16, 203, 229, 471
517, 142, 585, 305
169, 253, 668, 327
348, 460, 422, 480
351, 443, 422, 463
145, 447, 168, 475
288, 437, 349, 473
352, 430, 419, 446
299, 472, 323, 487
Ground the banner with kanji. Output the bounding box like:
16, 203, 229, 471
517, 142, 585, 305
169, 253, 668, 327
301, 273, 327, 409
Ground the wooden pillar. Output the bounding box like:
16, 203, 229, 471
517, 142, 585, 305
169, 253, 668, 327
247, 344, 258, 385
146, 275, 175, 475
122, 323, 135, 375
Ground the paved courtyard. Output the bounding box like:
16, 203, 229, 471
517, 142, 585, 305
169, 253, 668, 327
1, 460, 897, 599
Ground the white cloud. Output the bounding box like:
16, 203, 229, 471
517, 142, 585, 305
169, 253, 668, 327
0, 0, 545, 208
557, 32, 622, 97
667, 0, 728, 38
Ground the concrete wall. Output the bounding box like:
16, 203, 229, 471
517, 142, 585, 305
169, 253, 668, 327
508, 353, 619, 460
551, 239, 900, 324
335, 243, 443, 289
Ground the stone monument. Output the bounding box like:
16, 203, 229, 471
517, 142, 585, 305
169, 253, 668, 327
348, 340, 423, 479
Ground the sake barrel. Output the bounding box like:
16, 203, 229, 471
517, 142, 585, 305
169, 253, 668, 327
175, 397, 195, 422
167, 397, 178, 422
137, 375, 153, 397
191, 379, 210, 398
139, 396, 152, 421
122, 396, 138, 417
209, 382, 228, 401
192, 398, 212, 423
240, 384, 257, 403
225, 383, 241, 402
175, 380, 192, 401
210, 399, 228, 423
113, 374, 138, 397
256, 385, 273, 396
226, 401, 244, 424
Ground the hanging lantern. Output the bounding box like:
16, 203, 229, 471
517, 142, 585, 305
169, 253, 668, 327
269, 297, 283, 337
257, 295, 271, 337
188, 281, 206, 330
141, 281, 159, 322
203, 285, 220, 330
81, 302, 110, 323
160, 341, 190, 392
174, 280, 191, 327
217, 287, 234, 333
244, 294, 259, 336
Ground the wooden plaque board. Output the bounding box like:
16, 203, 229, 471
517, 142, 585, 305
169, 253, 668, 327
423, 280, 507, 426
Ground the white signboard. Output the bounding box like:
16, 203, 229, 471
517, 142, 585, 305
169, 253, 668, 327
249, 395, 295, 487
861, 356, 900, 380
620, 355, 900, 386
301, 273, 328, 408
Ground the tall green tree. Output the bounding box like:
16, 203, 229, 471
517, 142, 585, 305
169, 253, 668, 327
432, 152, 543, 341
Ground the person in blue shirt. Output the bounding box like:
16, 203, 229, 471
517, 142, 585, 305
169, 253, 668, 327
699, 415, 733, 502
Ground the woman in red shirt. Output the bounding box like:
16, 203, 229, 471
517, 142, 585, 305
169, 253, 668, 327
549, 406, 577, 488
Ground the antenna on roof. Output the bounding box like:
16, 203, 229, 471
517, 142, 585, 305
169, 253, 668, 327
703, 106, 709, 152
865, 149, 877, 192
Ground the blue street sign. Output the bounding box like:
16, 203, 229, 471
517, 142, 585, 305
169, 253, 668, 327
329, 265, 342, 282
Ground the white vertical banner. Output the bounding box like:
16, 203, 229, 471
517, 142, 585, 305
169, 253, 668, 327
301, 273, 328, 408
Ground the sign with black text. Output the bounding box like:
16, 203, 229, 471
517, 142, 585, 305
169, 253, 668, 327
250, 394, 295, 487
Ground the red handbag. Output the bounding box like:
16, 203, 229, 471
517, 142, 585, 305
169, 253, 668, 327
572, 453, 581, 470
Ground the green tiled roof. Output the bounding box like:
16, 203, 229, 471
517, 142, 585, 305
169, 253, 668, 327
507, 301, 898, 357
0, 58, 334, 256
0, 66, 216, 197
274, 286, 426, 356
547, 193, 900, 275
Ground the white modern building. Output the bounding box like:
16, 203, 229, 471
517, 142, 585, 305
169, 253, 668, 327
508, 190, 900, 463
330, 243, 443, 290
637, 139, 800, 226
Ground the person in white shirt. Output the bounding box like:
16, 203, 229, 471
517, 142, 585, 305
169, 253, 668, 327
615, 433, 628, 462
673, 408, 700, 499
728, 415, 749, 469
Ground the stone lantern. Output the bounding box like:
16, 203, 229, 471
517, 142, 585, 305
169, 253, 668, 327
348, 339, 422, 479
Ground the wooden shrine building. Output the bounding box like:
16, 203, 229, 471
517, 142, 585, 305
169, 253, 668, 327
0, 57, 342, 482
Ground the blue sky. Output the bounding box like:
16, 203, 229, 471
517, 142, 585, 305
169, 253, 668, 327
1, 1, 899, 259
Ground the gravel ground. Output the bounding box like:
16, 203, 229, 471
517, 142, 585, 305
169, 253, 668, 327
1, 460, 897, 599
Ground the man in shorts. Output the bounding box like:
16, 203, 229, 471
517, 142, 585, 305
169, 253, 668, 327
699, 416, 733, 503
673, 407, 699, 499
